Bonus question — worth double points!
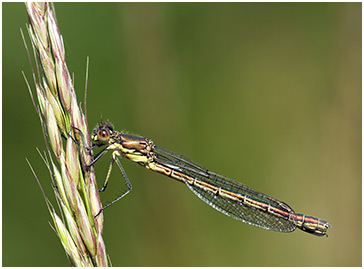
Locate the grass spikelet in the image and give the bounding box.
[24,2,107,266]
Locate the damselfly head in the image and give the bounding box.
[91,121,114,145]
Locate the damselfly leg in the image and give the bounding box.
[70,126,132,217]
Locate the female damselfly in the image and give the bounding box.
[74,121,331,237]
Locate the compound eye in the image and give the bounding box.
[104,121,114,132]
[97,128,110,142]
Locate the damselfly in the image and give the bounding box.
[74,121,331,237]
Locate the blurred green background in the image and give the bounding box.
[3,2,361,266]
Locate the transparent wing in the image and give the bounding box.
[154,146,297,232]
